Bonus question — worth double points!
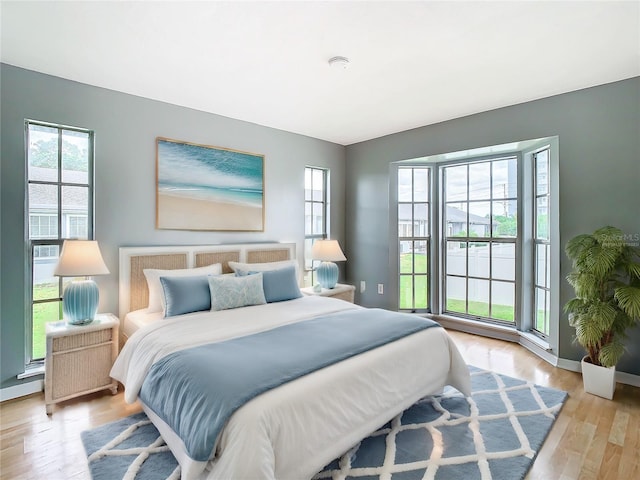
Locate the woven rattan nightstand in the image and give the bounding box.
[300,283,355,303]
[45,313,119,414]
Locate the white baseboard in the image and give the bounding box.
[616,370,640,388]
[556,357,581,373]
[0,379,44,402]
[440,317,640,388]
[557,358,640,387]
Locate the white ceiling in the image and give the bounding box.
[1,1,639,145]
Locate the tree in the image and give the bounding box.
[493,215,517,237]
[30,139,88,171]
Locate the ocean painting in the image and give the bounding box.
[156,138,264,231]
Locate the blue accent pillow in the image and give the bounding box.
[236,266,302,303]
[208,273,266,311]
[160,275,211,318]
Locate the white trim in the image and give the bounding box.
[439,316,640,387]
[518,331,550,351]
[0,379,44,402]
[556,357,581,373]
[432,314,520,343]
[557,358,640,387]
[518,334,558,367]
[616,370,640,388]
[16,364,44,379]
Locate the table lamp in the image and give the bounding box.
[53,240,110,325]
[311,239,346,289]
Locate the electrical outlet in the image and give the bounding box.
[360,281,366,293]
[377,283,384,295]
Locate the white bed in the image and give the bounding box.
[112,243,471,480]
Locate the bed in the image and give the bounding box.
[111,242,471,480]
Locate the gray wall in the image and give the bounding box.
[345,77,640,375]
[2,63,639,388]
[1,64,346,389]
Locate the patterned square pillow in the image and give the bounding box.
[208,273,266,311]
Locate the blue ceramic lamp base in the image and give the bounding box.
[63,279,99,326]
[316,261,339,289]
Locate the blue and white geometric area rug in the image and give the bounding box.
[81,366,567,480]
[314,366,567,480]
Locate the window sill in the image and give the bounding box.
[429,314,520,343]
[430,314,558,367]
[17,364,44,380]
[519,331,551,351]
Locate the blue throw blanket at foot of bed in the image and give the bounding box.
[139,308,440,461]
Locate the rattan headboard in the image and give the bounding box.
[119,243,296,321]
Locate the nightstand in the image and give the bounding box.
[45,313,119,414]
[301,283,356,303]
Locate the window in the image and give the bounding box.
[26,121,94,362]
[533,148,551,336]
[398,167,431,312]
[443,157,517,323]
[304,167,328,286]
[29,214,58,238]
[393,138,558,345]
[66,214,88,238]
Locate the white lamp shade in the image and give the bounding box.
[311,240,346,262]
[53,240,110,277]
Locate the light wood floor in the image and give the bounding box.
[1,330,638,480]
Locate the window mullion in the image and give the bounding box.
[57,128,63,241]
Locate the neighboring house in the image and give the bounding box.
[28,166,88,245]
[398,206,496,255]
[444,206,495,237]
[29,166,88,282]
[398,205,495,247]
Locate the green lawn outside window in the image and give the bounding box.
[399,253,522,323]
[32,283,61,359]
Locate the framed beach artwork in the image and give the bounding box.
[156,137,264,231]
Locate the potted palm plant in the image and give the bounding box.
[564,226,640,399]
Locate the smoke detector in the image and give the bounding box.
[328,56,350,69]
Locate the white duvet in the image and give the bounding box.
[111,296,471,480]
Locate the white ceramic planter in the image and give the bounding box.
[581,356,616,399]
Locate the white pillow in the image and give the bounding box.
[228,259,300,282]
[144,263,222,313]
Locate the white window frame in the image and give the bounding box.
[390,137,559,362]
[25,120,95,364]
[532,147,552,337]
[304,166,329,286]
[441,156,519,325]
[397,166,432,313]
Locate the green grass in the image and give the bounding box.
[400,253,516,322]
[446,298,514,322]
[400,253,428,309]
[32,283,62,359]
[535,311,549,335]
[400,252,427,274]
[400,275,428,309]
